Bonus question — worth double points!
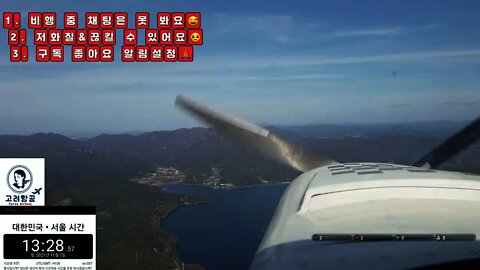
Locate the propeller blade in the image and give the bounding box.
[175,95,337,172]
[413,117,480,168]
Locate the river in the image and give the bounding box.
[161,183,288,270]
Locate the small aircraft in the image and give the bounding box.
[175,95,480,269]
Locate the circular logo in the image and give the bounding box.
[7,165,33,194]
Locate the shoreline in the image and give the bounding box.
[155,181,288,230]
[159,195,208,220]
[134,178,290,190]
[133,179,289,224]
[131,178,288,269]
[146,185,207,270]
[154,179,289,270]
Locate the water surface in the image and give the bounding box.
[161,184,288,270]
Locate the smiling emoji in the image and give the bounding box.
[188,16,198,26]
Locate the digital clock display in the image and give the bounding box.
[4,234,93,259]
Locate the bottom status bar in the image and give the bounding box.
[312,234,477,242]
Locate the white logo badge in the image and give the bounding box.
[1,158,45,206]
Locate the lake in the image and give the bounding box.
[161,184,288,270]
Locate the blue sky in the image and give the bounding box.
[0,0,479,135]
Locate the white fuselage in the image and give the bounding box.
[250,163,480,269]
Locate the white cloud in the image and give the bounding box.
[243,74,343,81]
[190,48,480,70]
[209,14,319,44]
[332,26,406,37]
[330,23,444,38]
[1,48,480,93]
[278,48,480,66]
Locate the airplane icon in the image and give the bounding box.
[32,188,42,195]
